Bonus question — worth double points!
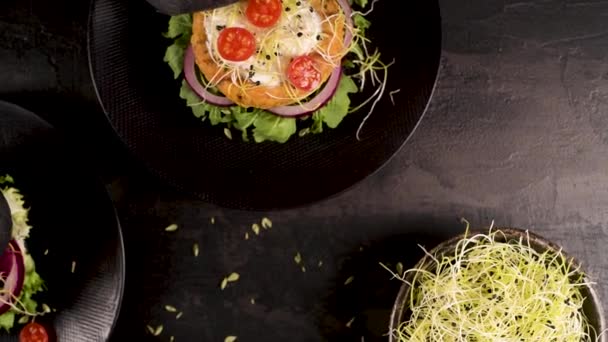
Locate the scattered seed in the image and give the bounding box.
[251,223,261,235]
[224,128,233,140]
[153,324,164,336]
[227,272,240,282]
[250,298,256,305]
[261,217,272,229]
[359,246,364,252]
[18,316,29,324]
[294,252,302,265]
[245,232,249,240]
[193,243,200,257]
[225,336,237,342]
[346,317,355,328]
[170,336,175,342]
[396,262,404,276]
[43,249,49,256]
[146,325,155,334]
[301,266,306,273]
[165,224,178,232]
[176,312,183,320]
[165,305,177,313]
[318,260,323,267]
[344,276,354,285]
[210,217,215,224]
[220,278,228,290]
[41,304,51,313]
[71,261,76,273]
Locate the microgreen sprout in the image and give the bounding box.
[387,228,597,342]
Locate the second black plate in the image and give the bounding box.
[88,0,442,209]
[0,101,124,341]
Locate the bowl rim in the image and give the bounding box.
[388,227,607,342]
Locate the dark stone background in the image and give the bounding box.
[2,0,608,341]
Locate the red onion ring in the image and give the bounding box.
[184,45,235,107]
[0,240,25,315]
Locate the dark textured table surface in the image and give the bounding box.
[2,0,608,341]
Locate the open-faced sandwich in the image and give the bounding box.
[0,175,48,341]
[164,0,390,143]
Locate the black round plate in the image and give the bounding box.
[0,101,125,341]
[88,0,442,210]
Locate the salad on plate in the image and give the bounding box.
[0,175,48,341]
[164,0,391,143]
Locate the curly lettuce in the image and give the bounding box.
[163,0,373,143]
[0,176,45,332]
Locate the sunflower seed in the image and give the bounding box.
[294,252,302,265]
[153,325,163,336]
[165,224,178,232]
[220,278,228,290]
[165,305,177,313]
[193,243,200,257]
[18,316,29,324]
[261,217,272,229]
[251,223,260,235]
[224,128,233,140]
[346,317,355,328]
[344,276,354,285]
[225,336,237,342]
[227,272,240,282]
[176,312,183,319]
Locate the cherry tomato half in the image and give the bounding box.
[19,322,49,342]
[217,27,257,62]
[246,0,282,28]
[287,56,322,91]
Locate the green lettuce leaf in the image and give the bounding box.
[0,312,15,332]
[353,14,371,36]
[314,75,358,129]
[163,14,192,39]
[252,112,297,143]
[0,175,14,185]
[164,15,193,79]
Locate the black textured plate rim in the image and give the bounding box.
[101,186,126,340]
[86,0,443,211]
[0,100,127,341]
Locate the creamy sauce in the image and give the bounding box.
[204,0,322,87]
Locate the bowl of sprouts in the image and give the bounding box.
[387,226,606,342]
